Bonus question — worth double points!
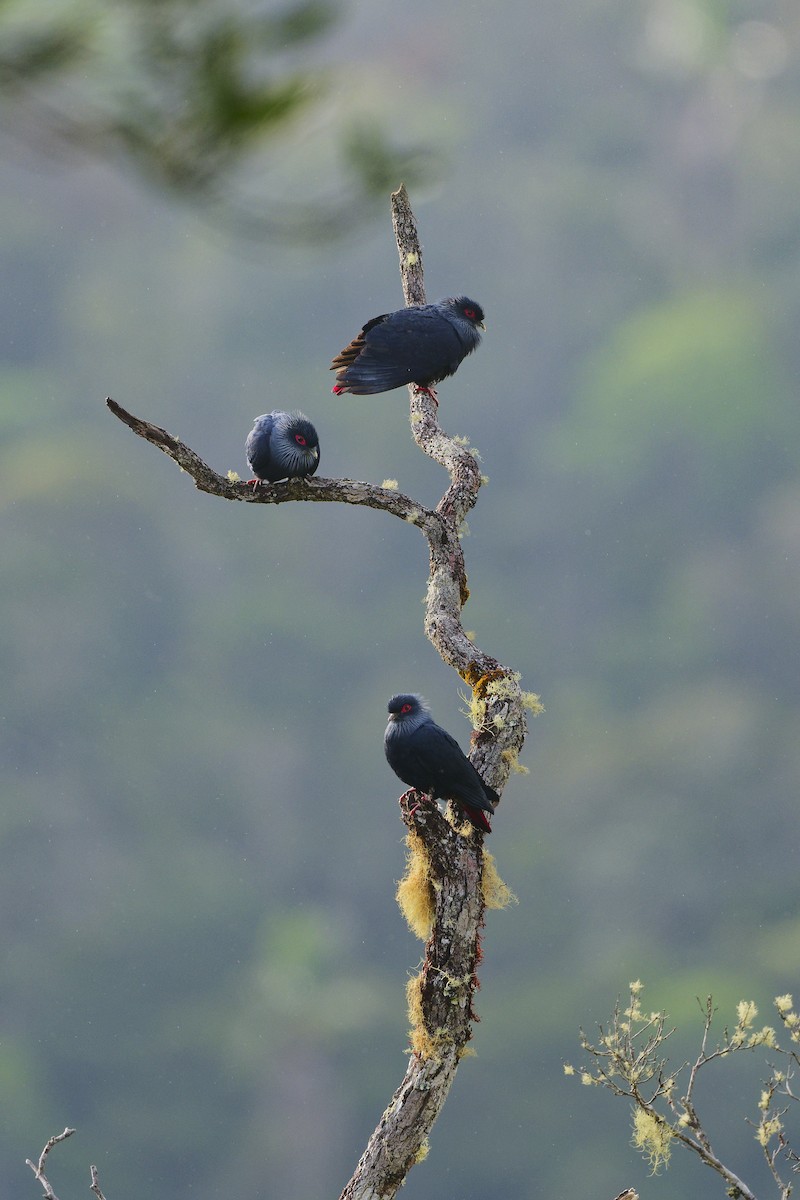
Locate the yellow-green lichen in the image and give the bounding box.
[405,973,451,1060]
[484,672,545,718]
[413,1138,430,1164]
[482,851,517,910]
[459,682,501,732]
[406,972,429,1057]
[501,746,530,775]
[396,831,435,941]
[632,1108,673,1174]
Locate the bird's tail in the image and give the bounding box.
[463,804,492,833]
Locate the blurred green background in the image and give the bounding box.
[2,0,799,1196]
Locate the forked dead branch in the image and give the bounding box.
[105,186,536,1198]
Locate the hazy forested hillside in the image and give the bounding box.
[3,1,800,1197]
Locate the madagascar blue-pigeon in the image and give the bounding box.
[331,297,485,398]
[245,411,320,488]
[384,693,497,833]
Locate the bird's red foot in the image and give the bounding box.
[246,478,263,491]
[414,385,438,407]
[332,384,346,395]
[399,790,430,818]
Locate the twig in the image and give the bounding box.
[26,1129,76,1200]
[105,398,442,519]
[391,183,427,308]
[25,1131,111,1200]
[89,1165,107,1200]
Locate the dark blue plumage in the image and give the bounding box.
[331,296,485,397]
[384,693,498,833]
[245,410,320,487]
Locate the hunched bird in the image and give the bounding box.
[245,411,320,488]
[384,693,497,833]
[331,297,485,399]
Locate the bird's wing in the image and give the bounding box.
[330,313,390,371]
[245,416,274,470]
[409,723,496,815]
[332,308,465,393]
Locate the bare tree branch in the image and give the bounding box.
[106,186,537,1199]
[26,1129,76,1200]
[89,1165,108,1200]
[25,1131,111,1200]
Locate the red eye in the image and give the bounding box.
[464,308,476,319]
[401,703,412,714]
[295,434,307,446]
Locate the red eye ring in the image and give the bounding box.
[401,703,412,714]
[464,308,476,319]
[295,434,307,446]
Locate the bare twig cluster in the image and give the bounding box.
[569,981,800,1199]
[26,1129,108,1200]
[26,1129,76,1200]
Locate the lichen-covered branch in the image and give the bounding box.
[106,188,540,1200]
[340,797,485,1199]
[106,396,440,523]
[570,982,800,1200]
[389,185,536,795]
[338,191,537,1200]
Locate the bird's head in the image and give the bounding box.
[443,296,486,332]
[277,411,320,470]
[386,693,430,727]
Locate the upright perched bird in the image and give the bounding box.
[384,693,498,833]
[245,410,320,488]
[331,296,485,397]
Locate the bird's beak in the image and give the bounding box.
[479,320,486,332]
[312,447,320,461]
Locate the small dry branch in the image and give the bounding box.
[26,1129,76,1200]
[89,1165,108,1200]
[26,1131,109,1200]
